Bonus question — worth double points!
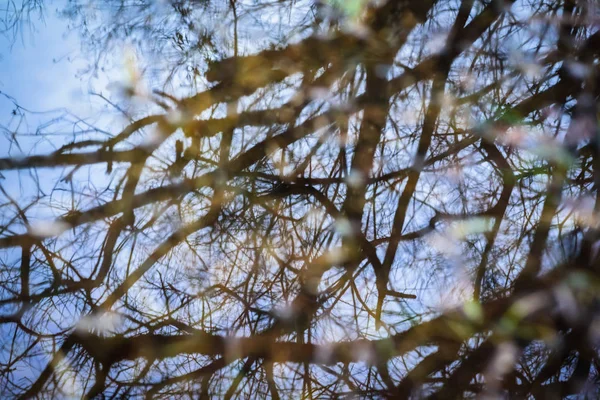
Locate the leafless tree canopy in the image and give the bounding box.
[2,0,600,398]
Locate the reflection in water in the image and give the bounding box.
[2,0,600,398]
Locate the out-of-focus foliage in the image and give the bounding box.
[2,0,600,398]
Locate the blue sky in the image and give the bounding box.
[0,2,131,162]
[0,4,90,117]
